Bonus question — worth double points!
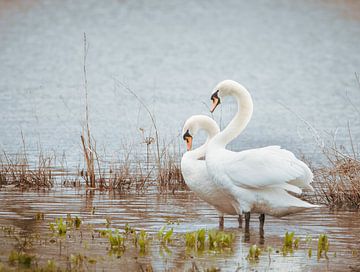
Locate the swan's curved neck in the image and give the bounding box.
[186,120,219,159]
[187,139,209,159]
[214,86,253,147]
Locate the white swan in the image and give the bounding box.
[206,80,318,231]
[181,115,242,228]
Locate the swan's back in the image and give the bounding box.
[214,146,314,192]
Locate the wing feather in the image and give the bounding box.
[222,146,312,190]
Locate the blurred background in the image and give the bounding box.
[0,0,359,165]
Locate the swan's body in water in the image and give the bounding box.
[206,80,318,232]
[181,115,242,228]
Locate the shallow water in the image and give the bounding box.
[0,0,360,165]
[0,188,359,271]
[1,1,360,271]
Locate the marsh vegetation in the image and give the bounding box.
[1,1,360,270]
[0,191,359,271]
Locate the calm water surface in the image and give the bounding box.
[0,0,360,165]
[0,189,359,271]
[1,1,360,271]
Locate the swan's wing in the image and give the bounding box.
[223,146,313,190]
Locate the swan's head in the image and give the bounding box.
[210,79,242,112]
[182,115,220,151]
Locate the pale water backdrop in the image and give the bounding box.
[0,0,360,165]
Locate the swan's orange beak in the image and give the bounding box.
[210,97,220,113]
[184,136,193,151]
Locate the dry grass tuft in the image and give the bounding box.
[0,152,53,189]
[313,149,360,209]
[104,154,152,193]
[158,151,186,192]
[292,74,360,210]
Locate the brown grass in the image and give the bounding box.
[101,151,153,193]
[0,151,53,189]
[313,147,360,209]
[81,33,96,188]
[0,34,188,192]
[158,147,187,192]
[312,74,360,209]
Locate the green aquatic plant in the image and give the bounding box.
[8,250,35,268]
[57,218,67,235]
[157,226,165,239]
[35,212,45,220]
[306,234,312,258]
[294,237,300,249]
[138,230,149,253]
[107,229,125,251]
[208,229,235,250]
[49,215,81,235]
[124,223,135,235]
[197,228,206,247]
[282,231,300,255]
[185,231,196,248]
[98,229,108,237]
[317,234,329,259]
[66,214,82,229]
[284,231,295,247]
[41,260,57,272]
[247,244,261,262]
[185,228,206,250]
[158,226,173,244]
[50,218,67,235]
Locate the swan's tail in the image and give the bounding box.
[252,188,321,217]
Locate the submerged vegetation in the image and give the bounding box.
[49,214,82,236]
[184,228,235,252]
[246,244,261,262]
[281,231,300,256]
[317,234,330,260]
[0,209,355,272]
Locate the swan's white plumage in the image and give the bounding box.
[216,146,312,190]
[181,115,238,216]
[206,80,318,216]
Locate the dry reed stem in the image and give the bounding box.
[0,151,53,189]
[81,33,96,188]
[313,149,360,209]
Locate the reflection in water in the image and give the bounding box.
[0,189,359,270]
[0,0,360,270]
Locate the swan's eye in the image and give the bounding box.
[210,90,220,101]
[182,129,192,141]
[210,90,221,112]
